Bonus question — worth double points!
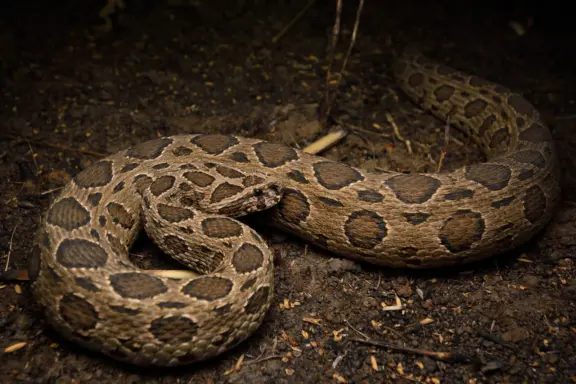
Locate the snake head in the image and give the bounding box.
[209,178,283,218]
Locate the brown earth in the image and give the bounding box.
[0,1,575,383]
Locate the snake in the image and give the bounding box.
[29,48,561,366]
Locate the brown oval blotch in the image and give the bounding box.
[507,94,536,116]
[522,185,547,224]
[241,277,257,292]
[157,204,194,222]
[157,301,187,309]
[478,115,496,137]
[490,128,510,149]
[59,294,98,331]
[253,142,298,168]
[313,161,364,190]
[173,146,193,156]
[318,197,344,207]
[245,286,271,315]
[386,174,441,204]
[149,175,176,196]
[232,243,265,273]
[230,151,249,163]
[210,182,244,203]
[216,165,244,178]
[491,196,516,209]
[184,171,215,187]
[109,272,168,299]
[75,277,100,292]
[150,316,198,343]
[464,99,488,118]
[201,217,243,238]
[120,163,139,173]
[133,174,153,194]
[127,137,173,159]
[519,123,553,144]
[443,189,474,201]
[56,238,108,268]
[87,192,103,207]
[518,169,535,181]
[403,212,431,225]
[286,170,309,184]
[47,197,91,231]
[182,276,233,301]
[107,202,135,229]
[434,84,455,102]
[152,162,170,170]
[276,188,310,224]
[510,149,546,168]
[191,134,239,155]
[74,161,114,188]
[344,210,387,249]
[408,72,424,87]
[439,210,485,253]
[465,163,511,191]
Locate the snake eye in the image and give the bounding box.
[253,189,263,196]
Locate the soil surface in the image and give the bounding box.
[1,1,575,383]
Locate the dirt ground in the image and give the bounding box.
[1,1,575,383]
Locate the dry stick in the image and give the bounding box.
[345,319,370,340]
[338,0,364,79]
[385,112,412,154]
[33,141,106,157]
[1,134,106,157]
[4,225,18,272]
[349,337,473,363]
[272,0,317,44]
[320,0,365,128]
[0,224,29,282]
[319,0,343,128]
[302,128,348,155]
[26,140,39,172]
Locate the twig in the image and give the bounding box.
[26,140,39,173]
[302,128,348,155]
[345,319,370,340]
[335,118,392,140]
[33,141,106,157]
[246,354,283,365]
[1,134,106,157]
[319,0,343,128]
[349,337,473,363]
[39,187,63,196]
[320,0,364,129]
[272,0,317,44]
[385,112,412,154]
[4,225,18,272]
[338,0,364,79]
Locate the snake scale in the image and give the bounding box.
[30,49,561,366]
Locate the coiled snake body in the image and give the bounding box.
[31,50,561,366]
